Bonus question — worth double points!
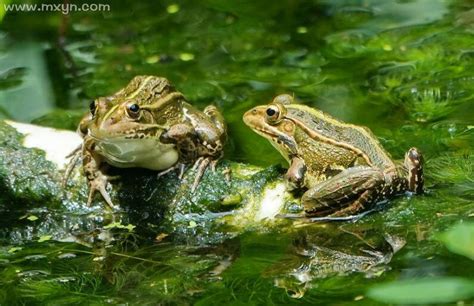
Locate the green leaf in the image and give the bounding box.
[38,235,52,242]
[7,247,22,253]
[437,223,474,260]
[0,0,10,22]
[27,215,38,221]
[103,222,136,232]
[367,277,474,304]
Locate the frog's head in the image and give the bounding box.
[243,94,298,158]
[85,75,182,141]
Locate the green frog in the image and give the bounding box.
[243,94,423,218]
[64,75,227,208]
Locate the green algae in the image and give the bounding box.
[0,121,62,209]
[1,0,474,304]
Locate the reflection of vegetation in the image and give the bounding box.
[1,0,474,304]
[368,223,474,304]
[0,67,27,90]
[0,240,231,305]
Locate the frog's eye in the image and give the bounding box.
[89,100,97,116]
[265,105,282,124]
[126,103,141,118]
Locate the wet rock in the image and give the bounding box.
[0,120,295,244]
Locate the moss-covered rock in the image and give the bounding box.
[0,120,297,244]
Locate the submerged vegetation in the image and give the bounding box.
[0,0,473,304]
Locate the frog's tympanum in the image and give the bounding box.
[243,94,423,217]
[65,76,227,208]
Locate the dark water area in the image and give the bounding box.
[0,0,473,304]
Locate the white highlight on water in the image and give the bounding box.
[256,182,286,220]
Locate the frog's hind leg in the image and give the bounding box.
[202,105,229,183]
[203,105,226,136]
[302,166,386,217]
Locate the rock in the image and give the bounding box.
[0,120,297,244]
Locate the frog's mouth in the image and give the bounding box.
[243,108,298,158]
[89,124,164,141]
[246,123,298,158]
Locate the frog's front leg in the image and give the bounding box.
[302,166,387,217]
[160,123,198,159]
[285,156,307,191]
[162,106,227,190]
[82,137,116,209]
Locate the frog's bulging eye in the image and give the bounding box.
[266,108,276,116]
[129,104,140,113]
[265,105,282,124]
[126,103,141,118]
[89,100,97,115]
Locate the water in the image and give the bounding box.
[1,0,473,304]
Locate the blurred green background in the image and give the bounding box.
[0,0,473,305]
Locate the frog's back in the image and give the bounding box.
[287,104,394,169]
[113,75,175,104]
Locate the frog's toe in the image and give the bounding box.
[87,175,116,209]
[404,147,424,194]
[62,149,82,188]
[222,166,232,182]
[157,165,178,178]
[191,157,211,191]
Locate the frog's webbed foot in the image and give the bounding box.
[302,166,386,217]
[87,171,116,210]
[190,152,229,191]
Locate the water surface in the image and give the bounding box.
[0,0,473,304]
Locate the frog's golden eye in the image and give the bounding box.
[89,100,97,116]
[126,103,141,118]
[265,105,282,125]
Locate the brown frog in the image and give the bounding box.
[64,76,227,208]
[243,94,423,218]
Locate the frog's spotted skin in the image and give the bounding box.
[243,94,423,218]
[64,76,227,208]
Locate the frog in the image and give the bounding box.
[64,75,227,208]
[243,94,423,218]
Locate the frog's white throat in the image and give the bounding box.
[95,137,179,171]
